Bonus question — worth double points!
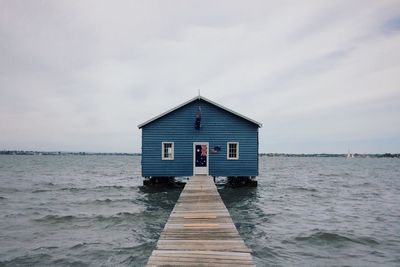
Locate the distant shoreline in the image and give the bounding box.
[0,150,398,158]
[0,151,139,156]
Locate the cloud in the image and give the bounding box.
[0,0,399,153]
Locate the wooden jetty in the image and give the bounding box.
[146,175,255,266]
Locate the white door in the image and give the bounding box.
[193,142,209,175]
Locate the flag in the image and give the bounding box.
[201,145,207,156]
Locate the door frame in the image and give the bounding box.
[193,142,209,176]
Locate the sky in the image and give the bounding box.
[1,0,400,153]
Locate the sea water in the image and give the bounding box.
[0,155,399,266]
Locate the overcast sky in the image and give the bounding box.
[1,1,400,153]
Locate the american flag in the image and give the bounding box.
[201,145,207,156]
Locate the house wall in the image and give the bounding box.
[141,99,259,177]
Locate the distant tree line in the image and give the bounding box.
[1,150,398,158]
[0,150,140,156]
[259,153,400,158]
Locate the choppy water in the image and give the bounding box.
[0,155,399,266]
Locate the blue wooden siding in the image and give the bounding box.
[141,99,259,177]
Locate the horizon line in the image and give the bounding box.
[1,150,399,155]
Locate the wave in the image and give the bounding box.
[89,212,141,228]
[94,198,112,203]
[94,185,130,190]
[34,215,78,223]
[0,253,52,266]
[33,212,140,225]
[61,185,132,191]
[2,253,88,266]
[319,173,340,177]
[358,182,374,187]
[69,242,139,251]
[5,213,25,218]
[0,187,19,193]
[32,187,86,193]
[69,242,101,250]
[32,189,51,193]
[93,198,133,204]
[31,185,136,194]
[295,230,380,246]
[59,187,86,192]
[33,246,58,251]
[288,186,318,192]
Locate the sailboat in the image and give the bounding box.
[347,150,354,159]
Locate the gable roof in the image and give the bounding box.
[138,95,262,129]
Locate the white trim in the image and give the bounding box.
[162,142,174,160]
[193,142,209,175]
[227,142,239,160]
[138,95,262,128]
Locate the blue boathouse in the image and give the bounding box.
[138,95,262,184]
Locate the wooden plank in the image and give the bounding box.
[156,240,251,252]
[184,215,217,219]
[183,223,219,228]
[146,175,255,266]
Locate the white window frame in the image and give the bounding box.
[227,142,239,160]
[162,142,174,160]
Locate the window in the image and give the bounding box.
[162,142,174,160]
[227,142,239,160]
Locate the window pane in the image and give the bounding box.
[228,143,238,159]
[163,143,173,159]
